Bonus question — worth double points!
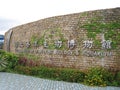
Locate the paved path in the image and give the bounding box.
[0,72,120,90]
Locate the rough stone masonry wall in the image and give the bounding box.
[4,8,120,72]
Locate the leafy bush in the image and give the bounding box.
[5,53,18,69]
[114,71,120,86]
[14,65,32,75]
[84,67,114,86]
[0,55,8,71]
[14,65,86,83]
[58,69,85,82]
[8,63,120,87]
[0,50,19,70]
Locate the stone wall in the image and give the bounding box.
[4,8,120,71]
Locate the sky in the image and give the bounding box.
[0,0,120,35]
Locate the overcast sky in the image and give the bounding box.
[0,0,120,35]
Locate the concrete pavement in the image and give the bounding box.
[0,72,120,90]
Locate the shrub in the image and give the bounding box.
[84,67,114,86]
[116,71,120,81]
[106,71,120,87]
[38,67,57,79]
[14,65,86,83]
[5,53,19,69]
[0,56,8,71]
[0,50,18,70]
[9,64,120,87]
[114,71,120,86]
[14,65,32,75]
[58,69,85,82]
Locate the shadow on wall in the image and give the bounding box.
[0,35,4,49]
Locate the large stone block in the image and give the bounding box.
[4,8,120,71]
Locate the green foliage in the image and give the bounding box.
[81,17,120,49]
[94,40,101,48]
[4,52,19,69]
[58,69,85,82]
[14,65,85,83]
[0,50,19,70]
[87,32,96,39]
[31,35,45,46]
[48,43,56,49]
[0,55,8,71]
[30,27,67,50]
[116,72,120,81]
[84,67,114,86]
[114,71,120,86]
[37,67,57,79]
[14,65,32,75]
[30,35,38,44]
[45,28,66,50]
[107,22,120,29]
[106,71,120,87]
[38,36,44,45]
[49,34,53,38]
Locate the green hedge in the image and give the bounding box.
[14,65,85,83]
[13,65,120,86]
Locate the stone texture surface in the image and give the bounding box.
[0,72,120,90]
[4,8,120,71]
